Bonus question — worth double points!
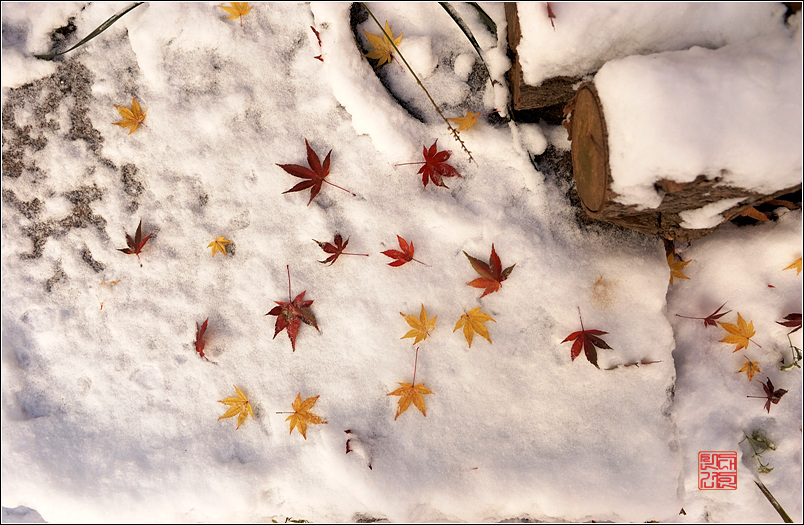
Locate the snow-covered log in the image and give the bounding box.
[568,32,802,240]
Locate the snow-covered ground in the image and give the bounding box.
[1,2,801,522]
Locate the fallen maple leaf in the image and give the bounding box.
[464,244,515,297]
[741,206,771,221]
[195,318,210,361]
[561,307,612,368]
[397,140,463,189]
[454,307,496,348]
[777,313,802,333]
[218,2,252,26]
[208,236,232,257]
[389,382,433,420]
[747,377,787,413]
[448,111,481,132]
[400,304,437,345]
[363,20,402,67]
[345,429,373,470]
[388,347,432,420]
[118,218,153,267]
[675,302,731,328]
[266,266,319,351]
[112,97,146,135]
[546,2,556,30]
[667,254,691,285]
[737,356,760,381]
[277,139,354,205]
[313,234,368,265]
[285,393,326,439]
[783,257,802,275]
[382,235,426,266]
[218,385,254,430]
[311,26,323,61]
[719,312,761,352]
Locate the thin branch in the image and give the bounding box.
[361,3,475,163]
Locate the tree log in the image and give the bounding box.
[569,83,801,241]
[505,3,578,121]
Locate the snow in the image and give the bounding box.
[1,2,801,523]
[679,198,745,230]
[595,25,803,209]
[516,2,790,87]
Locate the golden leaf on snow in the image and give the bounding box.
[363,20,402,67]
[454,307,495,348]
[218,385,254,430]
[112,97,146,135]
[388,382,433,420]
[400,304,436,345]
[208,236,232,257]
[448,110,481,132]
[667,254,691,285]
[286,393,326,439]
[719,312,759,352]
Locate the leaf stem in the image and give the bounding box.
[578,306,584,332]
[411,258,429,267]
[674,314,705,321]
[323,179,357,196]
[286,265,292,302]
[394,162,427,167]
[343,252,370,257]
[412,346,420,384]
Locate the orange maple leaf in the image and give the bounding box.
[286,393,326,439]
[719,312,761,352]
[783,257,802,275]
[112,97,146,134]
[388,382,433,420]
[667,254,691,285]
[737,357,760,381]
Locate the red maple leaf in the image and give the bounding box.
[675,302,732,328]
[382,235,426,267]
[266,266,319,351]
[397,140,462,188]
[313,234,368,265]
[777,313,802,333]
[277,139,354,205]
[561,308,612,369]
[546,2,556,30]
[311,26,323,61]
[118,218,153,267]
[747,377,788,413]
[464,244,515,297]
[195,318,210,361]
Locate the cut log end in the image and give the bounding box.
[570,84,609,214]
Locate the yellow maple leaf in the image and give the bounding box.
[400,304,436,345]
[388,382,433,420]
[719,312,759,352]
[218,2,252,25]
[737,357,760,381]
[208,236,232,257]
[783,257,802,275]
[448,110,481,132]
[667,254,691,285]
[454,307,496,348]
[218,385,254,430]
[112,97,146,135]
[363,20,402,67]
[286,393,327,439]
